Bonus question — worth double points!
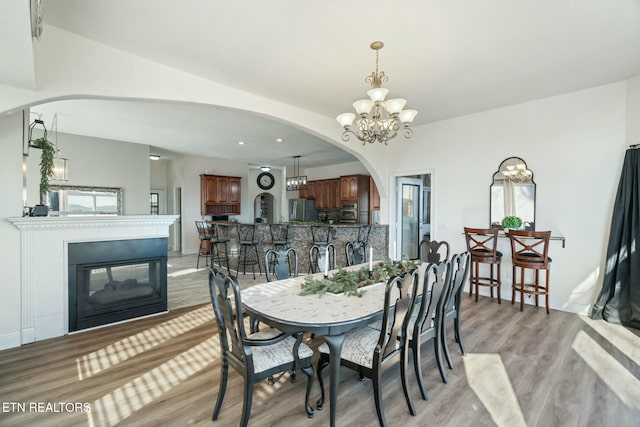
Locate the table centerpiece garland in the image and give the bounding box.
[299,258,418,297]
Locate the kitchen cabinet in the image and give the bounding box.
[303,179,341,210]
[201,174,241,215]
[332,179,341,210]
[340,175,358,202]
[340,175,370,224]
[340,175,369,204]
[370,176,380,211]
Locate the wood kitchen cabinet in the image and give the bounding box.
[340,175,358,202]
[331,179,341,210]
[340,175,370,203]
[302,179,341,210]
[370,176,380,211]
[200,174,241,215]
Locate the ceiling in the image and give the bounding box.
[29,0,640,167]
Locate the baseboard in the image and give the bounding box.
[0,331,21,351]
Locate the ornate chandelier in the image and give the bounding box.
[336,41,417,145]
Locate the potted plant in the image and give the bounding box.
[501,216,523,230]
[30,137,55,207]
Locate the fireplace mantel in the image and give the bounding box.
[7,215,179,344]
[9,215,179,230]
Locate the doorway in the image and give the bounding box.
[394,173,432,260]
[254,192,276,224]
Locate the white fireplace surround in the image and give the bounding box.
[8,215,179,344]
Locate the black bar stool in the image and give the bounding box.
[236,223,262,279]
[211,223,231,275]
[195,220,213,269]
[270,224,290,251]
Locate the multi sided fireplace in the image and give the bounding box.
[68,238,168,332]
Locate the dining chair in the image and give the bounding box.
[509,230,552,314]
[419,239,450,264]
[440,252,471,370]
[464,227,502,303]
[407,260,450,399]
[208,268,314,427]
[309,243,336,274]
[317,268,420,426]
[345,240,366,266]
[265,248,298,282]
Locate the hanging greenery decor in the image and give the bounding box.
[30,137,55,203]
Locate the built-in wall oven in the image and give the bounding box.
[340,203,357,224]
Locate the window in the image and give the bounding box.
[150,192,159,215]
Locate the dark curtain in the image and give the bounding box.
[590,147,640,329]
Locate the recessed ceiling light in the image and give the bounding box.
[276,138,284,142]
[260,166,271,171]
[149,155,161,160]
[238,141,245,145]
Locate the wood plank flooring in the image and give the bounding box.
[0,253,639,426]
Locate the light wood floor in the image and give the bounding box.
[1,254,639,426]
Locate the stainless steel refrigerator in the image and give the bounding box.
[288,199,318,222]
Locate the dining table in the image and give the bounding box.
[241,267,388,427]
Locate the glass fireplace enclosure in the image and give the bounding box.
[68,238,168,332]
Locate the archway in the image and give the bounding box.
[254,192,276,224]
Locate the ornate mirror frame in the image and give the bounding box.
[490,157,536,230]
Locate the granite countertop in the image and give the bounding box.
[210,221,386,227]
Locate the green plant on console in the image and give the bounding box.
[30,137,55,204]
[501,216,523,230]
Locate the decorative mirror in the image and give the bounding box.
[490,157,535,230]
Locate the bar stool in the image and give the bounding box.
[195,221,213,269]
[236,223,262,279]
[509,230,552,314]
[464,227,502,303]
[357,225,372,247]
[211,223,231,275]
[270,224,290,251]
[311,225,330,245]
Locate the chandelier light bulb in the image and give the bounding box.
[399,109,418,124]
[336,112,356,128]
[367,88,389,102]
[353,99,374,116]
[385,99,407,114]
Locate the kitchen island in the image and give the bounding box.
[210,222,389,274]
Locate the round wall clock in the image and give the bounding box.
[257,172,275,190]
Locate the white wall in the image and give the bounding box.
[627,73,640,143]
[247,167,285,223]
[26,132,151,214]
[0,112,26,349]
[150,159,169,188]
[369,82,627,315]
[304,161,369,180]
